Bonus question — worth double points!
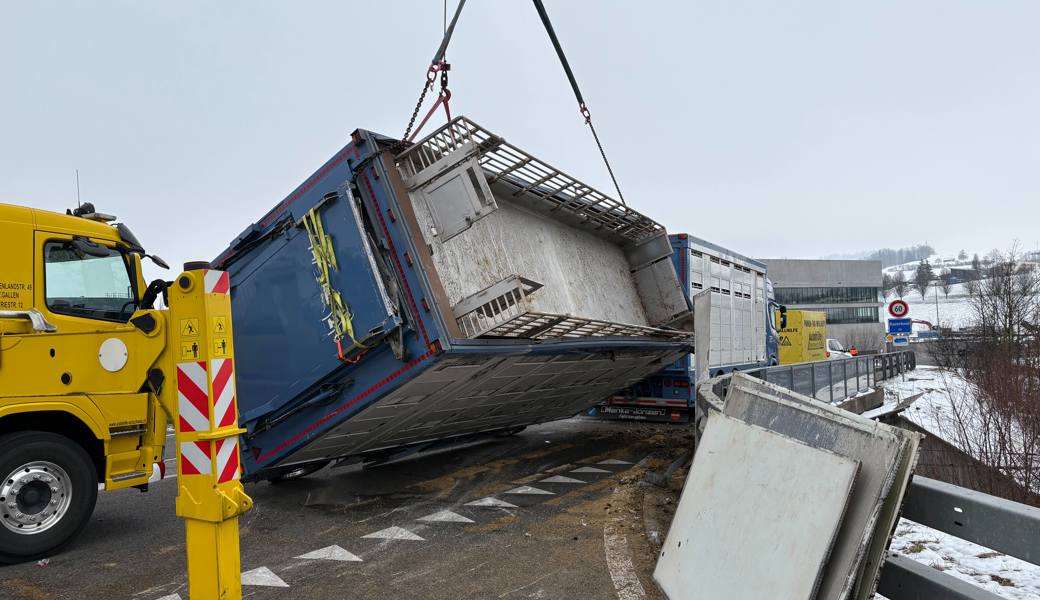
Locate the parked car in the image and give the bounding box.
[826,338,853,359]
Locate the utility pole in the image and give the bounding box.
[934,278,940,326]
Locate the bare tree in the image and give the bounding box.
[938,268,954,298]
[914,260,934,299]
[892,271,908,299]
[930,245,1040,503]
[882,273,894,299]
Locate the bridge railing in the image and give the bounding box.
[746,350,915,405]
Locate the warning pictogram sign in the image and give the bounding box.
[180,341,201,360]
[180,318,200,338]
[211,316,227,335]
[212,337,228,358]
[779,336,792,347]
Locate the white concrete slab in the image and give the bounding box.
[571,466,610,474]
[655,412,858,600]
[597,459,632,465]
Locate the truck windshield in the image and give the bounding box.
[44,241,136,322]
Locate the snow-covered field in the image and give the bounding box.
[886,280,974,330]
[876,367,1040,598]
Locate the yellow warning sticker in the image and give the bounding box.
[180,341,202,360]
[779,336,792,347]
[180,318,200,338]
[885,334,895,342]
[211,316,228,336]
[212,337,228,358]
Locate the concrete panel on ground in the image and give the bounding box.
[720,374,921,600]
[655,412,859,600]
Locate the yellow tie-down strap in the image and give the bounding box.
[302,207,365,357]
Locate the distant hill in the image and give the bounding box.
[822,244,935,268]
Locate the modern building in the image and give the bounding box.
[760,259,885,351]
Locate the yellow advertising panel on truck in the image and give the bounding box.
[776,309,827,364]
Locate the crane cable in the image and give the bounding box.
[531,0,627,205]
[401,0,468,145]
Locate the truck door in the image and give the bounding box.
[31,232,161,488]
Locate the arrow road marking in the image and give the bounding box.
[241,566,289,588]
[362,526,425,541]
[465,497,518,508]
[417,510,475,523]
[541,475,586,484]
[296,545,363,562]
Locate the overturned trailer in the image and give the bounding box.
[212,117,694,479]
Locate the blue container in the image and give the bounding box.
[213,118,693,479]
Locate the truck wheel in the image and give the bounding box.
[0,432,98,564]
[266,460,330,484]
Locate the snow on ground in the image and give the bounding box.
[887,280,975,330]
[876,367,1040,598]
[881,366,973,441]
[885,519,1040,599]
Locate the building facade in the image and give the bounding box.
[760,259,885,351]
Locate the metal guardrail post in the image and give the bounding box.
[829,362,835,403]
[810,362,817,400]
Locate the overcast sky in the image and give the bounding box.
[3,1,1038,277]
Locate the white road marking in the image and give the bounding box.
[362,526,425,541]
[504,485,553,495]
[465,497,518,508]
[571,466,611,474]
[296,545,363,562]
[541,475,585,484]
[603,522,647,600]
[417,510,475,523]
[241,566,289,588]
[598,459,632,465]
[154,595,181,600]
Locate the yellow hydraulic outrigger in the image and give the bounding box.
[164,266,252,599]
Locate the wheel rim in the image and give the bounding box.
[1,461,73,535]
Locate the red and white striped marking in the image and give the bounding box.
[204,270,230,294]
[177,361,210,433]
[215,438,240,483]
[210,358,237,428]
[180,440,213,476]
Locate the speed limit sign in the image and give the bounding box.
[889,299,909,318]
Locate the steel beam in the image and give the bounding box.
[878,554,1004,600]
[902,476,1040,564]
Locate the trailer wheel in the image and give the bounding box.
[265,460,330,484]
[0,432,98,564]
[494,426,527,437]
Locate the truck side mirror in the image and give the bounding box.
[777,306,788,330]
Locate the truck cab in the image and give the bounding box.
[0,203,171,563]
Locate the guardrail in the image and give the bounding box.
[878,477,1040,599]
[747,350,915,405]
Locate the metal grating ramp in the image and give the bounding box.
[395,116,662,244]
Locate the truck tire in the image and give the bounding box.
[265,460,330,484]
[0,432,98,564]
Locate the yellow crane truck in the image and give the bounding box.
[0,202,250,597]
